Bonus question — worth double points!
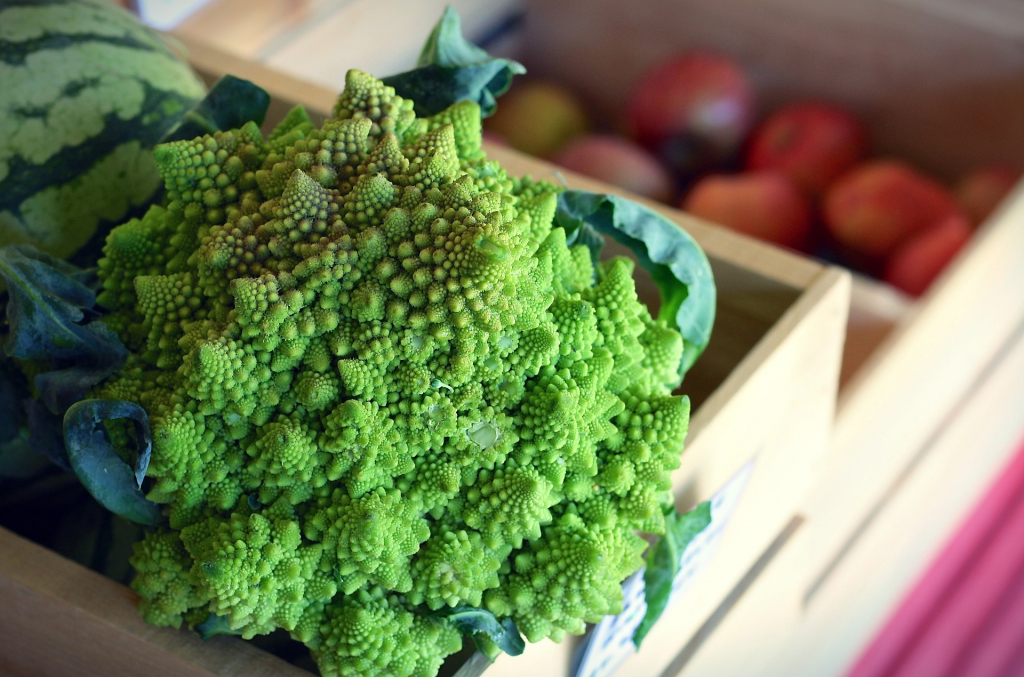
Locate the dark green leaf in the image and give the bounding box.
[431,606,525,657]
[34,340,127,414]
[162,75,271,143]
[194,613,242,640]
[496,617,523,656]
[554,191,716,379]
[63,399,162,525]
[633,501,712,648]
[2,245,103,358]
[0,245,128,413]
[382,7,525,117]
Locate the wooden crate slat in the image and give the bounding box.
[673,318,1024,677]
[846,440,1024,677]
[0,528,309,677]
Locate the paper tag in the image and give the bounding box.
[573,459,756,677]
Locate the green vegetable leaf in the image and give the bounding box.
[382,6,525,117]
[0,245,128,414]
[431,606,525,657]
[554,191,716,379]
[63,399,162,526]
[633,501,712,648]
[162,75,271,143]
[194,613,243,640]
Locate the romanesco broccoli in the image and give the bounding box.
[97,68,690,676]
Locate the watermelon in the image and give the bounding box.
[0,0,206,259]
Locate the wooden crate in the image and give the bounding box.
[676,294,1024,677]
[515,0,1024,674]
[0,41,850,677]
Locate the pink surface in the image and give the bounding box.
[846,439,1024,677]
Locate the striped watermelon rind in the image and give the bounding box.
[0,0,206,259]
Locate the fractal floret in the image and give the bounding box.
[96,69,690,677]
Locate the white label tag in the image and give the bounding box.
[573,459,756,677]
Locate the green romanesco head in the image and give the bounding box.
[107,69,690,677]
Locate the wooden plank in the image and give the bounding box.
[0,528,309,677]
[845,441,1024,677]
[759,323,1024,677]
[805,178,1024,592]
[670,317,1024,677]
[172,0,347,61]
[259,0,521,90]
[172,0,520,93]
[173,34,337,129]
[889,0,1024,40]
[840,276,911,389]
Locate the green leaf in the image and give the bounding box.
[633,501,712,648]
[382,6,525,117]
[162,75,271,143]
[63,399,162,526]
[554,191,716,379]
[430,606,525,657]
[0,245,128,414]
[194,613,243,640]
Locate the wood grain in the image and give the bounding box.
[671,317,1024,677]
[0,528,309,677]
[846,441,1024,677]
[172,0,521,91]
[809,177,1024,592]
[173,0,342,60]
[840,276,911,389]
